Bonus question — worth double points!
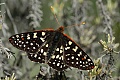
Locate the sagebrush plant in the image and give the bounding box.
[26,0,43,28]
[0,4,17,80]
[0,0,120,80]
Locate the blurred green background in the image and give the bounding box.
[0,0,120,80]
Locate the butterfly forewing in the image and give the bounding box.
[48,39,68,71]
[63,35,94,70]
[9,30,54,53]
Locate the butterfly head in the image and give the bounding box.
[57,26,64,32]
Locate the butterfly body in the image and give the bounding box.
[9,26,94,71]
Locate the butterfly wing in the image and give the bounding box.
[27,41,50,63]
[47,39,68,71]
[9,30,54,53]
[63,34,94,70]
[27,37,68,71]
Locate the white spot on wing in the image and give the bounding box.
[26,41,29,44]
[76,58,78,60]
[49,61,51,63]
[34,54,37,58]
[88,59,91,61]
[65,47,70,50]
[60,65,62,68]
[40,38,45,42]
[43,52,47,56]
[63,65,65,67]
[56,55,59,59]
[23,45,26,47]
[46,44,48,47]
[71,62,74,64]
[22,42,24,44]
[38,57,41,59]
[68,41,72,45]
[80,61,82,63]
[65,44,68,46]
[83,62,85,64]
[76,62,78,64]
[19,41,21,43]
[66,54,70,56]
[60,46,63,49]
[12,36,15,38]
[27,47,30,49]
[83,66,85,67]
[33,32,37,38]
[27,34,30,39]
[33,47,35,49]
[72,46,78,52]
[53,62,55,64]
[14,41,16,43]
[30,43,33,45]
[41,49,43,53]
[21,35,24,38]
[84,55,87,59]
[51,55,55,59]
[16,35,19,38]
[67,58,70,60]
[78,51,82,57]
[71,56,74,59]
[42,32,45,36]
[30,54,33,57]
[57,63,60,66]
[56,48,59,51]
[19,45,22,47]
[60,50,63,53]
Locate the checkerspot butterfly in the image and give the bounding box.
[9,26,94,71]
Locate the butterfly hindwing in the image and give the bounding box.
[48,39,69,71]
[27,42,50,63]
[63,35,94,70]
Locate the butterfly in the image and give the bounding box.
[9,26,94,71]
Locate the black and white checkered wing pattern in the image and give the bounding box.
[27,39,68,71]
[63,35,94,70]
[9,30,54,53]
[48,39,68,71]
[9,26,94,71]
[27,42,50,63]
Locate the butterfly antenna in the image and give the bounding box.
[51,6,61,26]
[66,22,86,28]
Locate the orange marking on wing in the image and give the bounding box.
[22,37,24,40]
[34,28,54,32]
[91,66,94,69]
[82,57,85,60]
